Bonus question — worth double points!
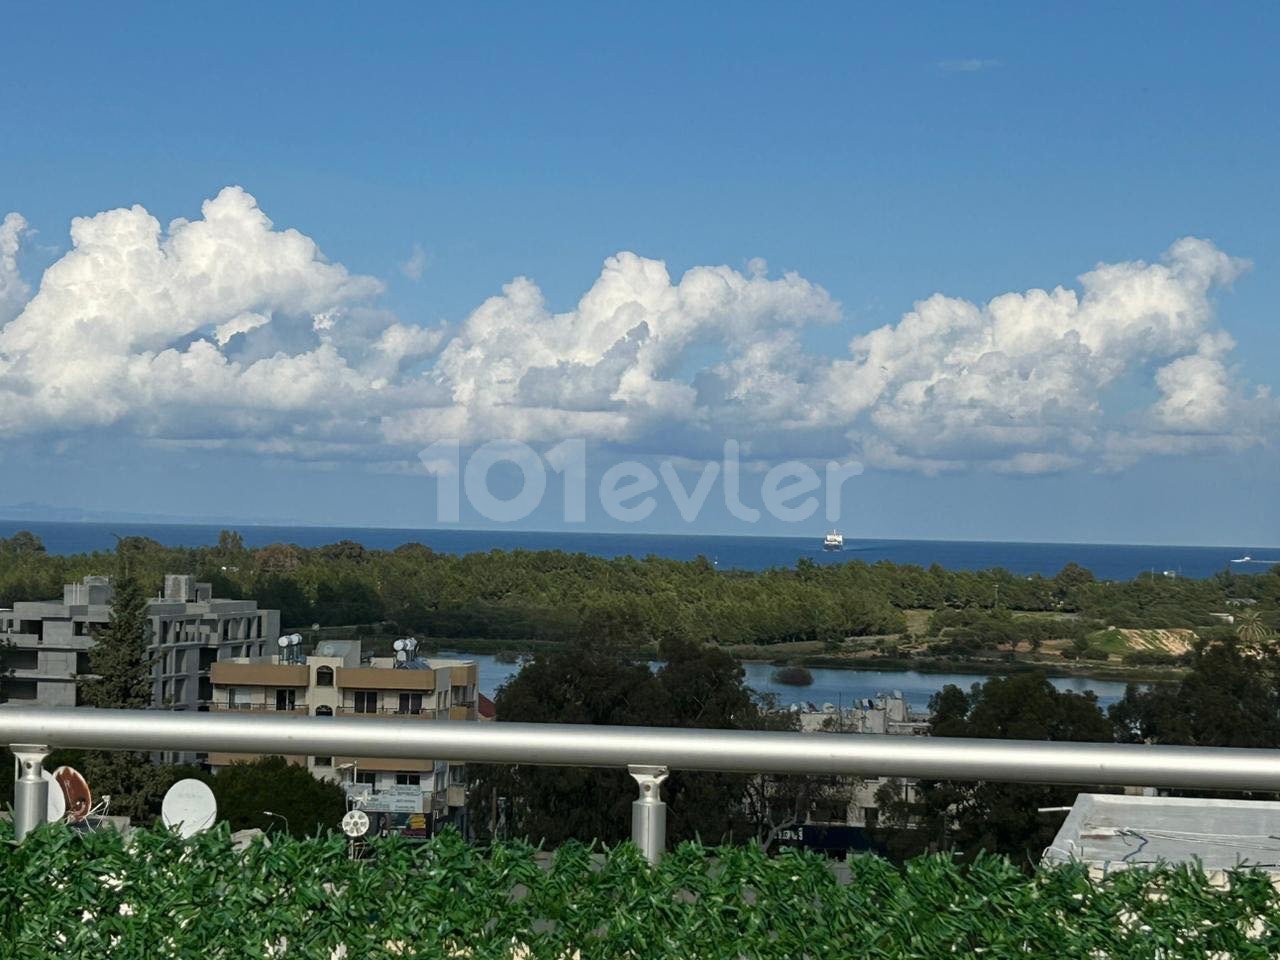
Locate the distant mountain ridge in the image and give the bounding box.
[0,502,316,528]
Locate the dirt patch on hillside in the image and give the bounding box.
[1113,628,1196,655]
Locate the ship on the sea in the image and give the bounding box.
[823,530,844,552]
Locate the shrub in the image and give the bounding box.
[2,824,1279,959]
[771,666,814,686]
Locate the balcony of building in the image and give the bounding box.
[334,666,436,691]
[210,701,310,716]
[334,706,441,719]
[210,661,309,687]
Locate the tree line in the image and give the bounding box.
[1,532,1276,651]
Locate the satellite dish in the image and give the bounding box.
[161,779,218,838]
[341,809,370,838]
[278,636,290,648]
[292,634,303,645]
[53,766,92,823]
[42,770,66,822]
[393,639,405,652]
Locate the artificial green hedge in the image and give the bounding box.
[3,822,1280,959]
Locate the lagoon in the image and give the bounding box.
[445,650,1134,712]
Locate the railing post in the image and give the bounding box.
[11,744,50,842]
[629,764,668,865]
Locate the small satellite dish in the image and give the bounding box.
[341,809,370,838]
[161,779,218,838]
[393,639,405,652]
[278,636,290,648]
[291,634,303,646]
[42,770,66,822]
[53,766,92,823]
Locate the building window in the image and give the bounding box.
[227,688,238,708]
[398,692,423,715]
[315,705,333,717]
[275,689,297,711]
[313,757,332,767]
[76,652,92,675]
[356,771,377,786]
[315,666,334,687]
[4,678,37,700]
[395,773,420,786]
[449,765,467,785]
[9,649,37,671]
[353,690,378,714]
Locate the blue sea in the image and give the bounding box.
[1,519,1276,580]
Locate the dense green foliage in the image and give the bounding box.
[1,530,1275,652]
[1111,638,1280,752]
[888,675,1115,867]
[471,637,799,847]
[3,824,1280,959]
[210,756,347,838]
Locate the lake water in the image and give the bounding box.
[3,519,1273,580]
[445,650,1134,712]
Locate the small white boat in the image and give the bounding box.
[1232,556,1252,563]
[822,530,844,552]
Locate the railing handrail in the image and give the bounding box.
[5,705,1280,791]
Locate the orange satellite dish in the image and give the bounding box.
[53,766,92,823]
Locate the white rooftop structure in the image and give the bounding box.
[1044,793,1280,876]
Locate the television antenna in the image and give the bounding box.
[161,779,218,838]
[341,809,370,838]
[53,766,92,823]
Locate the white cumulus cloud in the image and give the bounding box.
[0,187,1272,475]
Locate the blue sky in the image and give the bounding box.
[0,2,1277,544]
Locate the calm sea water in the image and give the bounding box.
[448,651,1134,711]
[2,519,1274,580]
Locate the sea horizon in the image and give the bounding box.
[3,517,1276,581]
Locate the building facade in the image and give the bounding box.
[0,574,281,711]
[208,640,480,833]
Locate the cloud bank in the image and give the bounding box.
[0,187,1272,473]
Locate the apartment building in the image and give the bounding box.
[0,574,280,711]
[208,639,480,833]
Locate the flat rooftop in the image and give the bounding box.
[1044,793,1280,872]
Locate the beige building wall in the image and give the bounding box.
[209,645,480,827]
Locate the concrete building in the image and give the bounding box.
[0,574,280,711]
[794,691,930,735]
[208,639,480,834]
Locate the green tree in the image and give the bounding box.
[1111,638,1280,750]
[469,639,658,845]
[212,756,347,837]
[470,636,803,847]
[80,559,166,822]
[0,530,46,556]
[82,574,152,710]
[911,674,1112,868]
[1235,608,1271,648]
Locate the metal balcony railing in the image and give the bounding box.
[212,702,308,714]
[335,706,439,719]
[6,706,1280,861]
